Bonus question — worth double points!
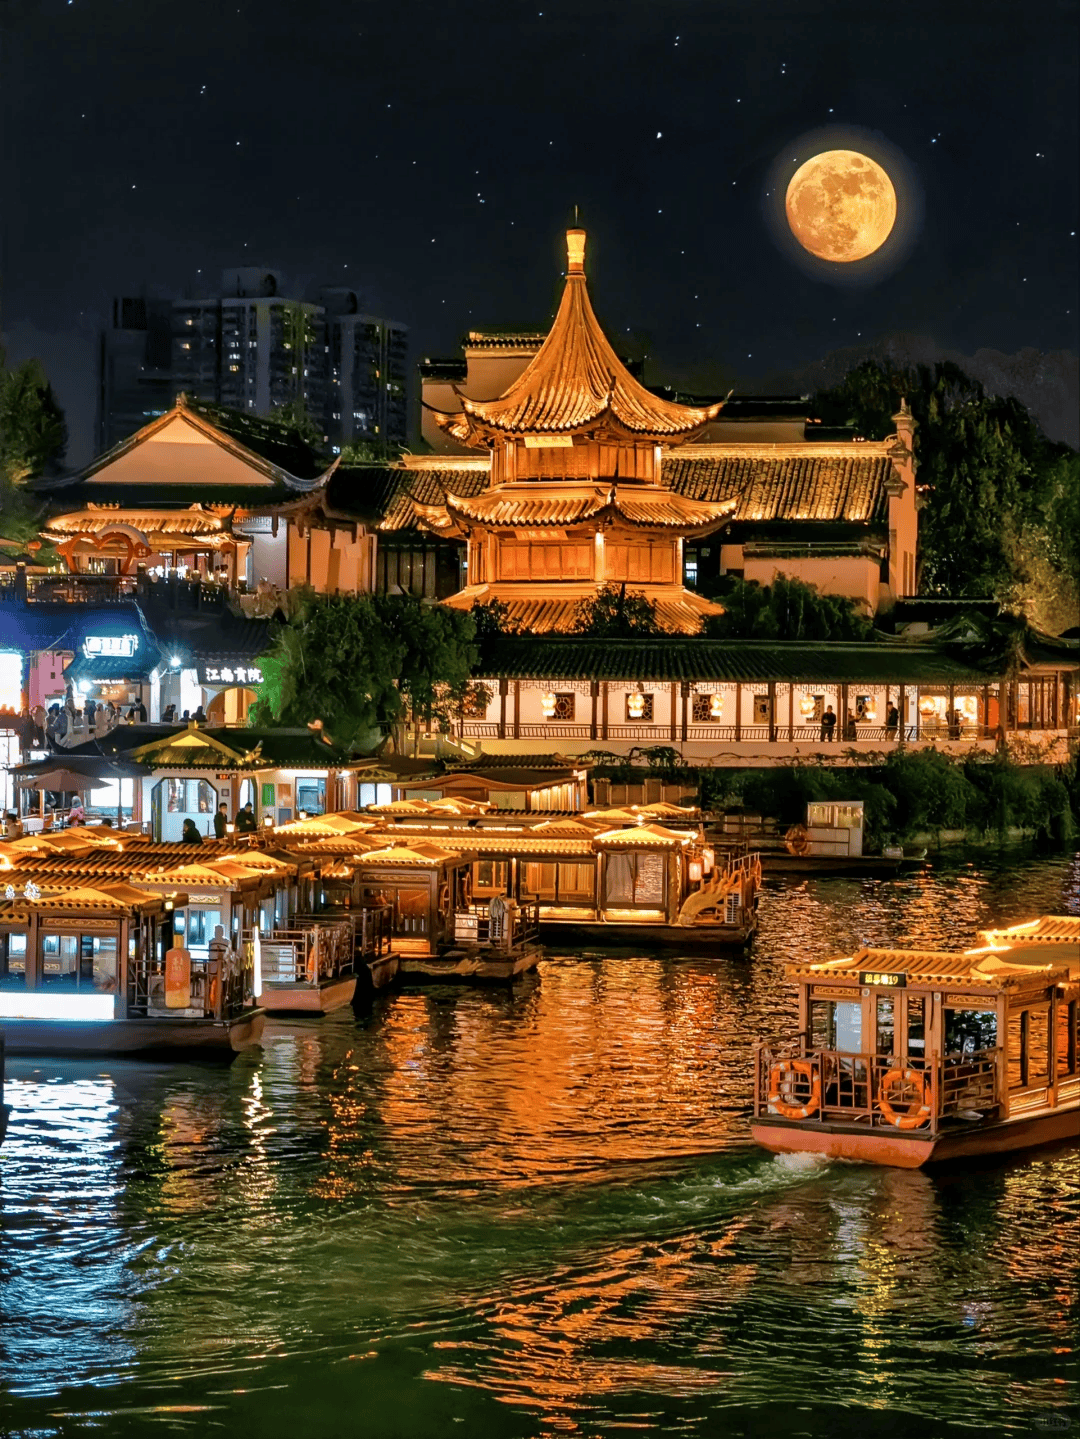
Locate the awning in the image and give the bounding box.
[11,754,144,789]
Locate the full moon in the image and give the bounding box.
[785,150,897,263]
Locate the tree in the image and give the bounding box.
[0,355,68,484]
[812,359,1077,626]
[471,597,524,639]
[571,582,664,637]
[249,590,402,753]
[701,574,872,641]
[249,590,480,754]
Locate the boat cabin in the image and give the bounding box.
[0,880,263,1053]
[752,922,1080,1166]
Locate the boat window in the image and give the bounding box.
[40,933,117,992]
[876,995,895,1056]
[1,931,27,990]
[474,861,508,893]
[944,1006,997,1057]
[906,994,926,1054]
[523,863,556,899]
[557,864,593,900]
[809,999,863,1053]
[174,909,223,954]
[604,852,665,907]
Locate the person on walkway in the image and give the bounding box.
[214,803,229,839]
[820,706,837,742]
[84,697,98,731]
[235,801,256,833]
[192,704,206,723]
[843,711,857,742]
[67,797,86,827]
[180,818,203,843]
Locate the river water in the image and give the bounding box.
[2,855,1078,1437]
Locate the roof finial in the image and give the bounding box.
[566,224,586,275]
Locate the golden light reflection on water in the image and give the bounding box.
[0,854,1076,1434]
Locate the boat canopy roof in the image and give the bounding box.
[790,939,1077,992]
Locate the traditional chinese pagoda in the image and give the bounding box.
[424,229,737,632]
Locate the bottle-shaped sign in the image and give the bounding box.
[164,946,192,1009]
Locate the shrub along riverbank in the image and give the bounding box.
[598,748,1079,853]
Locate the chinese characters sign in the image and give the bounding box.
[200,664,264,685]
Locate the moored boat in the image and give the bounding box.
[751,915,1080,1166]
[0,880,265,1057]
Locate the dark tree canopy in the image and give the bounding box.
[0,355,68,484]
[250,590,479,753]
[571,583,664,637]
[813,359,1078,630]
[701,574,873,641]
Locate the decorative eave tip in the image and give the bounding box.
[567,228,586,275]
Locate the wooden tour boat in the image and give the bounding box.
[759,801,927,876]
[752,916,1080,1166]
[0,880,265,1057]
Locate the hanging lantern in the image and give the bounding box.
[688,857,704,883]
[541,692,557,718]
[919,696,936,715]
[799,694,816,716]
[702,846,715,874]
[709,693,723,718]
[627,691,646,719]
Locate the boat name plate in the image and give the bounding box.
[811,985,858,999]
[860,970,906,988]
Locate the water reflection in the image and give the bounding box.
[0,854,1076,1437]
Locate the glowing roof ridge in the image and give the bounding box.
[439,230,726,444]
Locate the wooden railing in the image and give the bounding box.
[452,897,540,952]
[457,721,1016,744]
[753,1042,1005,1132]
[127,948,254,1020]
[245,906,392,987]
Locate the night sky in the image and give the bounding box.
[3,0,1077,461]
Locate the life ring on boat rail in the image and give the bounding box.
[877,1068,933,1129]
[767,1059,821,1119]
[438,882,451,918]
[785,824,811,856]
[461,870,473,906]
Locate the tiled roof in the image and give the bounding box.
[664,451,891,524]
[787,945,1073,990]
[446,585,720,636]
[474,635,1001,683]
[441,233,722,443]
[444,485,734,533]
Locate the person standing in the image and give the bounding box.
[214,803,229,839]
[820,705,837,743]
[235,801,256,833]
[885,703,900,740]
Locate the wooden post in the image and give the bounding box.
[899,683,907,743]
[787,682,794,742]
[735,685,742,744]
[498,678,507,740]
[947,683,955,736]
[914,686,921,741]
[591,681,600,741]
[767,680,776,743]
[840,683,849,738]
[681,682,689,744]
[669,681,677,742]
[982,684,990,737]
[601,681,609,741]
[512,680,520,740]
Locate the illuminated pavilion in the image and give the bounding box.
[423,229,737,634]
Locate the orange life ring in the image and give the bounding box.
[461,870,473,906]
[785,824,810,856]
[767,1059,821,1119]
[877,1067,932,1129]
[438,882,451,917]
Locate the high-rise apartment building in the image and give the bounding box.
[96,296,175,451]
[98,269,408,457]
[321,288,409,453]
